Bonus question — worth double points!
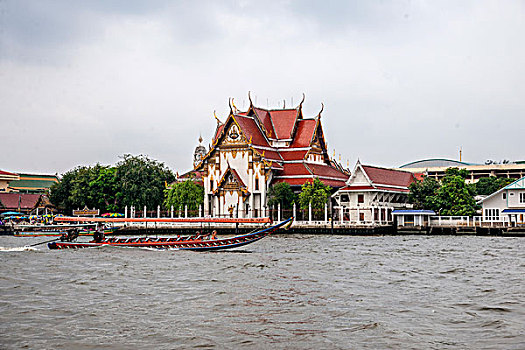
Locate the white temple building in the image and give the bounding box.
[332,161,418,224]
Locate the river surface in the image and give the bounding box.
[1,234,524,349]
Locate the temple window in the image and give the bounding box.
[255,177,259,191]
[358,194,364,204]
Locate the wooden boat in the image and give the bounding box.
[48,217,293,251]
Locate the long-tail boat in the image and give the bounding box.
[48,217,293,251]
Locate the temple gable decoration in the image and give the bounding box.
[213,167,249,197]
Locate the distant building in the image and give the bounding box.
[477,176,525,225]
[332,161,417,224]
[0,193,55,215]
[7,173,59,193]
[195,94,348,217]
[0,170,19,192]
[399,158,525,183]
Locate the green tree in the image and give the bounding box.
[434,168,478,216]
[475,176,514,196]
[49,154,175,214]
[267,182,295,210]
[298,177,331,210]
[115,154,175,209]
[50,169,77,213]
[164,178,204,212]
[408,176,440,210]
[88,166,120,212]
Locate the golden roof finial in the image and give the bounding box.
[214,110,223,124]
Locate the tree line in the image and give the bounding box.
[51,156,509,218]
[50,154,175,213]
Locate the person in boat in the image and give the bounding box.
[211,230,217,240]
[61,228,79,242]
[93,224,105,243]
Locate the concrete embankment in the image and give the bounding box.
[112,224,525,236]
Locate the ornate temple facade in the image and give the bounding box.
[195,95,348,218]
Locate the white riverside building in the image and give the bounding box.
[331,161,417,225]
[478,176,525,225]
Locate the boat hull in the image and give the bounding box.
[48,217,292,251]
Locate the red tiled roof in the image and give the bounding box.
[234,115,270,147]
[269,109,298,139]
[290,119,316,147]
[413,172,425,181]
[274,177,345,187]
[253,108,275,139]
[279,163,312,176]
[0,193,41,210]
[252,147,283,162]
[307,163,348,180]
[213,123,225,143]
[280,150,308,161]
[0,170,18,177]
[339,185,409,193]
[362,165,415,188]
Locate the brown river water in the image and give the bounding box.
[1,234,524,349]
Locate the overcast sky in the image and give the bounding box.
[1,0,524,175]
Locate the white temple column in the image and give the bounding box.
[293,202,296,219]
[249,171,254,218]
[125,206,128,219]
[143,206,146,218]
[199,205,202,218]
[324,203,328,223]
[157,205,160,218]
[278,203,281,222]
[184,205,188,218]
[170,205,174,218]
[308,202,312,222]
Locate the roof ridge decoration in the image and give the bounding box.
[247,91,274,140]
[214,110,223,125]
[316,102,324,119]
[307,117,330,163]
[298,93,305,119]
[231,98,240,113]
[289,93,306,142]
